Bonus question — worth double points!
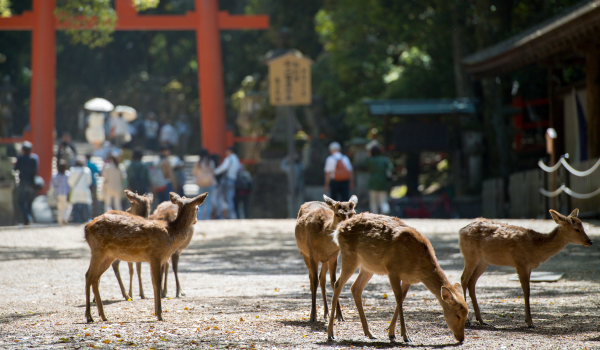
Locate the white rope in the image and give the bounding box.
[540,184,600,199]
[538,157,600,177]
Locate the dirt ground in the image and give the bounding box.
[1,218,600,349]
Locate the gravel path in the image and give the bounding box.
[0,219,599,349]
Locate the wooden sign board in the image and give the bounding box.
[267,52,312,106]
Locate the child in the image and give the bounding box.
[52,159,71,225]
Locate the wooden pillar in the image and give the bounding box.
[587,48,600,159]
[30,0,56,192]
[197,0,226,157]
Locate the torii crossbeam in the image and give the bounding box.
[0,0,269,190]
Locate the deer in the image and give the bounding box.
[84,192,207,323]
[295,194,358,322]
[327,213,468,343]
[459,208,592,328]
[148,201,195,298]
[105,190,153,301]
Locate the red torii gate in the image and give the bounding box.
[0,0,268,190]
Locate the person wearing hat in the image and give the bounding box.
[324,141,354,202]
[14,141,38,225]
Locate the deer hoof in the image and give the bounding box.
[389,335,396,341]
[327,335,335,341]
[403,337,413,343]
[527,324,535,329]
[336,314,344,322]
[86,317,94,323]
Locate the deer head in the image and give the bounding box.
[323,194,358,223]
[125,190,153,218]
[170,192,208,227]
[440,283,468,342]
[549,208,592,247]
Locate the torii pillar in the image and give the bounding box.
[0,0,269,191]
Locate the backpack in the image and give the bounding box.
[236,169,253,193]
[148,161,168,192]
[194,162,214,187]
[127,162,150,194]
[333,157,351,181]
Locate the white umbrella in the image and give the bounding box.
[110,105,137,122]
[84,98,114,112]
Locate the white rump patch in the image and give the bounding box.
[331,229,340,246]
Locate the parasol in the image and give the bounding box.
[110,105,137,122]
[84,98,114,112]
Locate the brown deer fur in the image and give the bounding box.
[107,191,153,301]
[459,209,592,328]
[84,192,207,322]
[149,201,194,298]
[295,194,357,322]
[328,213,468,343]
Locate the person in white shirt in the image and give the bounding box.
[214,147,240,219]
[159,119,178,149]
[144,112,159,151]
[110,113,130,148]
[324,141,354,201]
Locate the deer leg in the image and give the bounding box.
[307,255,319,322]
[460,252,481,325]
[328,255,344,322]
[150,261,164,321]
[161,261,169,298]
[327,252,359,341]
[171,251,184,297]
[85,254,105,323]
[388,274,411,342]
[319,261,329,320]
[516,266,534,328]
[389,281,411,340]
[127,262,134,300]
[111,259,130,300]
[350,268,375,339]
[136,262,145,299]
[468,261,489,325]
[92,257,114,322]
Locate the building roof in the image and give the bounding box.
[463,0,600,77]
[363,98,476,116]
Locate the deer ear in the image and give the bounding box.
[569,208,579,218]
[441,286,457,306]
[550,209,567,224]
[125,190,139,203]
[192,192,209,206]
[323,195,337,207]
[169,192,183,206]
[349,195,358,205]
[145,193,154,203]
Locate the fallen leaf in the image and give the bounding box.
[383,293,388,299]
[113,334,121,337]
[101,326,107,329]
[127,298,132,301]
[240,317,244,321]
[13,340,19,343]
[102,340,110,344]
[256,316,259,319]
[85,333,90,336]
[59,337,70,343]
[184,307,189,310]
[213,326,219,330]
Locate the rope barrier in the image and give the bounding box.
[538,157,600,177]
[539,184,600,199]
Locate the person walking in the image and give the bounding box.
[365,145,393,214]
[69,156,92,223]
[192,149,216,220]
[155,146,177,203]
[101,155,124,212]
[110,113,130,148]
[214,147,240,219]
[175,114,191,156]
[280,152,304,212]
[159,118,178,149]
[126,148,150,195]
[86,154,100,216]
[14,141,37,225]
[234,165,253,219]
[324,141,354,201]
[144,112,159,151]
[51,159,71,225]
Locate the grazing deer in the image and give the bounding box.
[328,213,468,343]
[107,191,153,301]
[459,209,592,328]
[84,192,207,322]
[149,201,194,298]
[295,194,357,322]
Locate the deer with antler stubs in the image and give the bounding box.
[295,194,357,322]
[459,209,592,328]
[148,201,194,298]
[84,192,207,322]
[328,213,468,343]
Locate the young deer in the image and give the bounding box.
[459,209,592,328]
[295,194,357,322]
[149,201,194,298]
[84,192,207,322]
[107,191,153,301]
[328,213,468,343]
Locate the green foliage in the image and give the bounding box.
[132,0,160,12]
[0,0,11,17]
[55,0,117,48]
